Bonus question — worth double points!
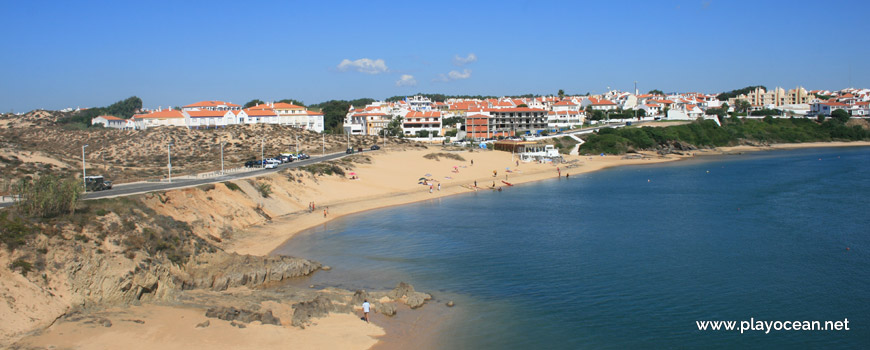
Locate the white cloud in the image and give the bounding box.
[396,74,417,87]
[434,69,472,82]
[337,58,389,74]
[453,53,478,66]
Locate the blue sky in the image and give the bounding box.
[1,0,867,112]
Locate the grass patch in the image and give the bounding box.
[11,259,32,276]
[256,182,272,198]
[423,152,466,162]
[223,181,241,191]
[300,163,345,176]
[0,211,33,250]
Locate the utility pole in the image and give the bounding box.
[295,134,299,153]
[82,144,88,190]
[383,128,386,149]
[220,141,225,174]
[167,141,173,183]
[261,137,265,169]
[322,133,325,155]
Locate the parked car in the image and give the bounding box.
[297,153,310,160]
[264,162,278,169]
[346,148,354,154]
[370,145,381,150]
[279,155,294,163]
[85,176,112,191]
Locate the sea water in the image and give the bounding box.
[274,147,870,349]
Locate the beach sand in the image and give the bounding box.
[17,304,384,350]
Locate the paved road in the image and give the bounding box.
[0,150,367,207]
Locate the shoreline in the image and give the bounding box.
[222,141,870,259]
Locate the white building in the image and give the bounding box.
[581,97,618,111]
[402,111,442,136]
[810,101,848,116]
[91,115,128,129]
[131,109,187,129]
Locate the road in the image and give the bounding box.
[0,150,366,207]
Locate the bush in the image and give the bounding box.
[256,182,272,198]
[423,152,466,161]
[223,181,241,191]
[11,259,32,276]
[0,211,32,250]
[13,174,82,218]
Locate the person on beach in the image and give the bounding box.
[471,159,474,166]
[474,180,477,187]
[516,160,519,167]
[362,299,370,323]
[323,208,327,218]
[557,167,561,176]
[566,173,570,178]
[429,184,433,193]
[437,183,441,191]
[493,170,497,177]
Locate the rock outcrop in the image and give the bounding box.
[183,252,321,291]
[386,282,431,309]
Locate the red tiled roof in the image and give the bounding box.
[184,100,240,108]
[244,108,277,116]
[405,111,442,118]
[134,110,184,119]
[98,115,123,120]
[484,108,546,113]
[187,110,228,117]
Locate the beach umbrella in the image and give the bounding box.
[419,177,428,181]
[425,173,432,177]
[349,172,356,175]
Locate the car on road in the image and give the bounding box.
[264,162,278,169]
[279,154,294,163]
[370,145,381,150]
[85,176,112,191]
[346,148,354,154]
[297,153,310,160]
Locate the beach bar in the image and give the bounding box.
[493,140,561,163]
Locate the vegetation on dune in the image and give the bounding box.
[58,96,143,126]
[13,174,83,218]
[423,152,466,162]
[580,117,869,155]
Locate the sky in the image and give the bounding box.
[1,0,867,112]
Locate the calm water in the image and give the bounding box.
[275,147,870,349]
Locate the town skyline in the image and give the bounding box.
[1,0,868,112]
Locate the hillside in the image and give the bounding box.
[0,112,412,188]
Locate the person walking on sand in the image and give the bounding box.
[323,208,327,218]
[557,167,561,177]
[471,159,474,166]
[474,180,478,187]
[516,160,519,167]
[362,299,370,323]
[437,183,441,191]
[493,170,497,177]
[429,184,433,193]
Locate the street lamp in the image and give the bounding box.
[260,137,265,169]
[220,141,225,175]
[322,133,325,156]
[82,144,88,190]
[167,141,174,183]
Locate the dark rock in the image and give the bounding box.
[99,318,112,327]
[387,282,431,309]
[196,320,210,328]
[291,295,341,328]
[376,302,396,316]
[230,321,246,328]
[351,290,368,306]
[205,306,282,326]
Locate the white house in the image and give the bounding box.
[581,97,618,111]
[131,109,186,130]
[810,101,848,116]
[91,115,127,129]
[547,110,585,129]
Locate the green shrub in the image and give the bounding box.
[11,259,32,276]
[95,209,109,216]
[223,181,241,191]
[423,153,466,161]
[13,174,83,218]
[0,211,33,250]
[256,182,272,198]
